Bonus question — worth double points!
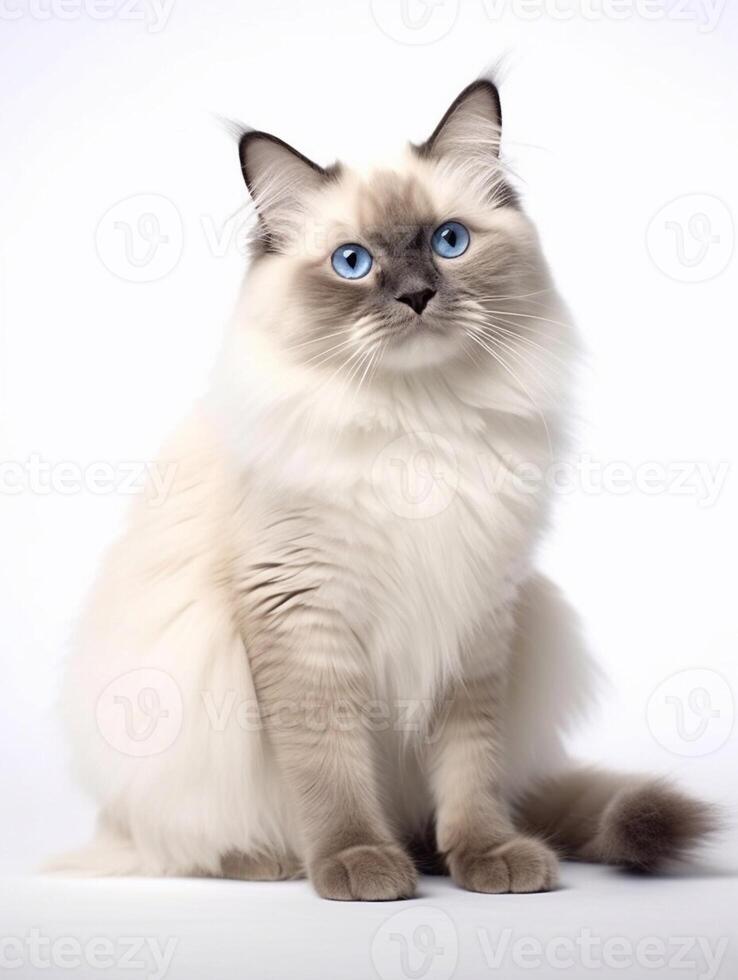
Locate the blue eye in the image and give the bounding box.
[431,221,470,259]
[331,243,373,280]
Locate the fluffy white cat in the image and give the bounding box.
[51,80,712,899]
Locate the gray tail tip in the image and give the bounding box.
[602,779,722,872]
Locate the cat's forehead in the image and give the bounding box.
[317,153,460,240]
[356,169,434,231]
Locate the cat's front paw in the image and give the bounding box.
[310,843,417,901]
[448,835,558,894]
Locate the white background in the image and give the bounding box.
[1,1,737,974]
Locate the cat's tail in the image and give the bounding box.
[514,767,719,871]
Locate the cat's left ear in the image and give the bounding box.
[417,79,502,163]
[239,130,330,248]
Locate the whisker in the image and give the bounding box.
[465,287,555,304]
[477,308,576,334]
[468,324,559,399]
[460,302,577,353]
[465,330,554,459]
[301,336,360,370]
[283,328,354,353]
[468,316,572,372]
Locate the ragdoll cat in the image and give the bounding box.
[52,80,713,900]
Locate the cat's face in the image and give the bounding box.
[239,82,560,380]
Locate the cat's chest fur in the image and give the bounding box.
[235,397,550,704]
[344,427,545,698]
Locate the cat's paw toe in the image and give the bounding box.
[311,843,417,901]
[450,835,558,894]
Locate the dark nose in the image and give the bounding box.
[396,288,436,315]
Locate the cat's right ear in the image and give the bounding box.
[239,131,330,249]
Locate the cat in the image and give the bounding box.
[50,79,714,900]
